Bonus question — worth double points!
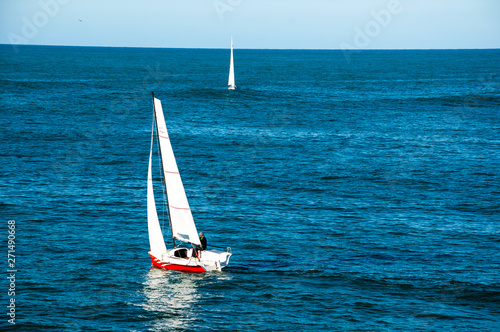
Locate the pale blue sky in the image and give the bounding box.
[1,0,499,49]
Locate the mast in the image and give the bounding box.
[152,92,176,248]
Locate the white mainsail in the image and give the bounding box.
[228,36,236,90]
[152,98,201,246]
[147,128,167,258]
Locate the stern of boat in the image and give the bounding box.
[200,247,232,271]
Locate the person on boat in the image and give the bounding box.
[199,232,207,250]
[193,232,207,258]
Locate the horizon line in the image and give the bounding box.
[2,43,499,51]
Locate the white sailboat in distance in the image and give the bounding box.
[228,36,236,90]
[147,93,232,272]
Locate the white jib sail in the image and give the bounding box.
[147,127,167,259]
[228,36,235,89]
[153,98,201,246]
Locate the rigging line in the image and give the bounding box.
[151,96,167,237]
[154,122,166,235]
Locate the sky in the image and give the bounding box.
[1,0,499,49]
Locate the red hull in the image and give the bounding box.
[149,253,206,273]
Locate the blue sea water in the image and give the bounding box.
[1,45,499,331]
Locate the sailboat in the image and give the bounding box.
[228,36,236,90]
[147,93,232,272]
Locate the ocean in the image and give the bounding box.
[1,45,499,331]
